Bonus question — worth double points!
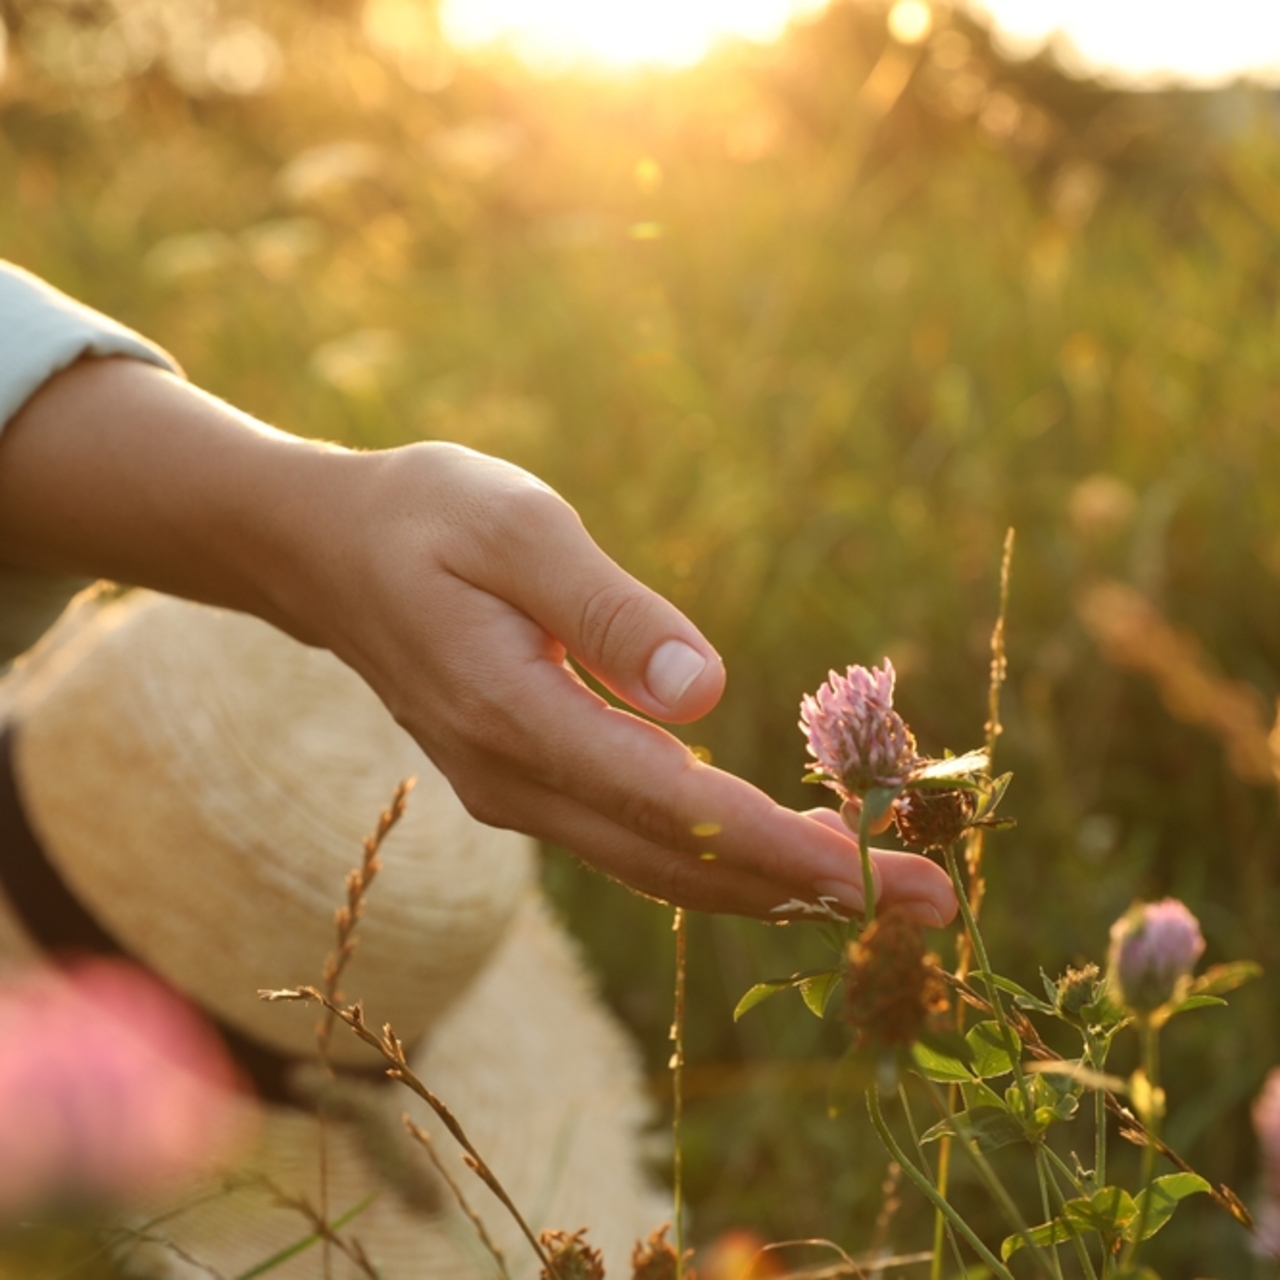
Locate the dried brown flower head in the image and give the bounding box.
[892,786,977,851]
[1054,963,1101,1021]
[542,1229,606,1280]
[844,906,949,1051]
[631,1226,691,1280]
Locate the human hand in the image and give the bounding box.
[289,442,958,924]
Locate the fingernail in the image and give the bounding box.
[904,901,946,928]
[814,879,867,912]
[646,639,708,708]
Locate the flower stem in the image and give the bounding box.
[1121,1018,1162,1269]
[922,1080,1057,1279]
[857,801,876,924]
[866,1087,1015,1280]
[942,844,1034,1116]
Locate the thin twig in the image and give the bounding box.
[260,986,556,1275]
[404,1117,511,1280]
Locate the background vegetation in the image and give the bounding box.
[3,0,1280,1271]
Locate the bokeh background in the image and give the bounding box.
[3,0,1280,1272]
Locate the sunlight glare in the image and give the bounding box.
[970,0,1280,86]
[439,0,827,69]
[887,1,933,46]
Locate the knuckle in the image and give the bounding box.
[576,580,652,668]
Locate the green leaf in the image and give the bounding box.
[1166,994,1227,1014]
[911,1030,974,1082]
[1124,1174,1211,1242]
[733,969,837,1021]
[733,980,792,1021]
[991,973,1055,1014]
[1002,1187,1138,1262]
[799,969,842,1018]
[960,1079,1007,1112]
[967,1020,1019,1079]
[1187,960,1262,998]
[923,1105,1027,1152]
[862,785,903,825]
[1000,1219,1076,1262]
[978,771,1013,817]
[1064,1186,1138,1239]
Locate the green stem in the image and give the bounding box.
[866,1088,1015,1280]
[942,845,1034,1117]
[930,1133,952,1280]
[857,801,876,924]
[1086,1029,1109,1191]
[1039,1146,1100,1280]
[922,1080,1057,1279]
[1122,1018,1162,1269]
[897,1085,969,1280]
[1034,1150,1066,1280]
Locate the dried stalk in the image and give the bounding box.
[261,985,555,1276]
[404,1117,511,1280]
[314,775,415,1279]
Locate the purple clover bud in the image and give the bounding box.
[1107,898,1205,1016]
[799,659,920,800]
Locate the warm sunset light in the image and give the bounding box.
[438,0,828,69]
[436,0,1280,83]
[970,0,1280,86]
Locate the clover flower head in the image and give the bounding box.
[800,659,920,799]
[1107,898,1205,1016]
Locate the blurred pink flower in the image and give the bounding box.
[1107,898,1205,1016]
[1253,1068,1280,1258]
[0,958,248,1215]
[799,659,920,799]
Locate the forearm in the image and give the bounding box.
[0,356,347,645]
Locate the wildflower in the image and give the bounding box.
[844,906,949,1051]
[799,659,919,800]
[632,1225,691,1280]
[892,785,977,851]
[542,1228,606,1280]
[1252,1068,1280,1259]
[1107,899,1205,1016]
[0,959,246,1216]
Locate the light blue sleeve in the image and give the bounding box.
[0,262,184,663]
[0,261,181,427]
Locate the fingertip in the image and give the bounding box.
[644,639,724,722]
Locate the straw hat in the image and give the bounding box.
[0,591,668,1279]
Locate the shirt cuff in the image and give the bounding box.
[0,260,182,429]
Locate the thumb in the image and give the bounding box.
[467,485,725,722]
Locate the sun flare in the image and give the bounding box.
[437,0,829,69]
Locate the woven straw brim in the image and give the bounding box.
[4,591,534,1063]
